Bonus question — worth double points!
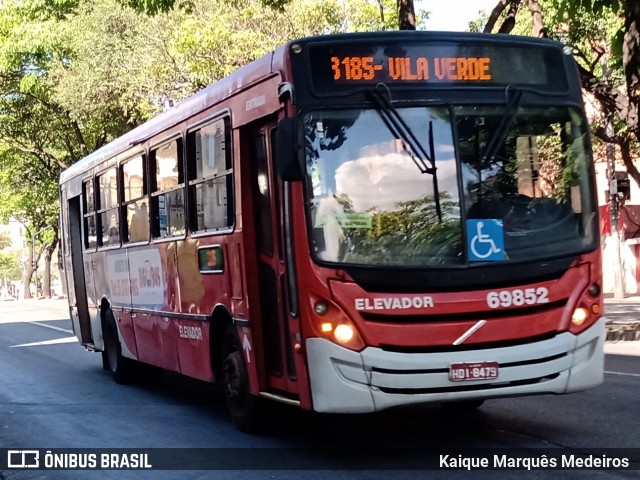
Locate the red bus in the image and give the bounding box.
[59,31,604,431]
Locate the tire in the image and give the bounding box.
[223,325,260,432]
[103,309,137,384]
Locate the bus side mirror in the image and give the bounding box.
[276,118,304,181]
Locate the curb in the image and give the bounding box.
[606,322,640,341]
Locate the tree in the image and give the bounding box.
[0,0,139,297]
[483,0,543,36]
[0,0,423,300]
[121,0,422,30]
[0,252,21,285]
[483,1,640,191]
[0,0,430,301]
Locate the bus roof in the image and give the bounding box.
[59,46,284,184]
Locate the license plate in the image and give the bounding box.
[449,361,499,382]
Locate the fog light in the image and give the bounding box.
[334,324,354,344]
[588,284,601,297]
[571,307,589,326]
[314,301,328,316]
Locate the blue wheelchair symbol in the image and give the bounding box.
[467,219,505,262]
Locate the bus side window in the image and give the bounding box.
[151,138,185,238]
[187,116,233,233]
[96,168,119,247]
[122,155,148,243]
[83,179,97,249]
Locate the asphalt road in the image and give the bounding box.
[0,299,638,480]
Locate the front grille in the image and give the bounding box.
[371,352,567,374]
[379,331,560,353]
[377,373,561,395]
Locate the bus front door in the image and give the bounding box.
[248,123,299,397]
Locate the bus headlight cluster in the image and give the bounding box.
[312,298,363,350]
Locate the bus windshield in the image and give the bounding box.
[304,105,597,267]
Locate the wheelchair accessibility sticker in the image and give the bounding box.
[466,219,505,261]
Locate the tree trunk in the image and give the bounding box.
[22,240,45,299]
[43,243,53,298]
[484,0,513,33]
[498,0,521,34]
[528,0,544,37]
[398,0,416,30]
[21,265,34,300]
[377,0,385,25]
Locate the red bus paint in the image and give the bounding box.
[59,32,604,431]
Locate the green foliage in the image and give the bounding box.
[122,0,181,15]
[468,10,490,33]
[342,192,462,265]
[0,252,21,281]
[0,0,398,235]
[473,1,640,189]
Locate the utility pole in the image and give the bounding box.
[602,38,626,299]
[606,131,626,299]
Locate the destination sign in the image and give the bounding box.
[307,41,568,93]
[331,56,492,82]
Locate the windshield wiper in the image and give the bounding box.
[369,85,442,222]
[480,85,524,165]
[369,86,436,173]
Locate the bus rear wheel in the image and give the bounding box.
[103,309,136,384]
[223,326,259,432]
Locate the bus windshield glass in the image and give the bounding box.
[304,105,597,267]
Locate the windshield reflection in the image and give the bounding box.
[305,108,461,266]
[303,106,597,267]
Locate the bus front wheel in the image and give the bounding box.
[223,326,259,432]
[103,309,136,384]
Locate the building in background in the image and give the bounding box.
[0,217,25,251]
[596,160,640,295]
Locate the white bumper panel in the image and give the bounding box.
[306,318,604,413]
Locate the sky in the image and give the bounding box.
[419,0,499,31]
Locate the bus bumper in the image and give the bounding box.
[306,318,605,413]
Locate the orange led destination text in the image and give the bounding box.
[330,56,492,82]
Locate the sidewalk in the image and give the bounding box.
[0,296,69,321]
[602,293,640,343]
[603,293,640,303]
